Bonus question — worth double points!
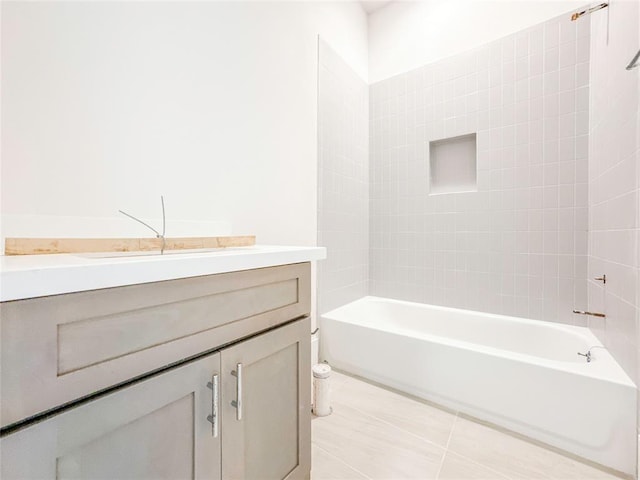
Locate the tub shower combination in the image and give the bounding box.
[321,296,636,475]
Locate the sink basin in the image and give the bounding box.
[76,247,251,259]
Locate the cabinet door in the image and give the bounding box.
[1,353,222,480]
[221,317,310,480]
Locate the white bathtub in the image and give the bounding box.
[320,296,637,476]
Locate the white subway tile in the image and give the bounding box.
[543,185,559,208]
[544,163,559,186]
[575,110,589,135]
[544,46,559,72]
[558,66,576,92]
[558,90,576,115]
[529,26,544,52]
[543,141,559,166]
[502,35,516,62]
[558,137,576,163]
[543,70,560,95]
[559,18,577,45]
[576,35,590,63]
[575,135,588,159]
[530,97,543,121]
[544,117,560,141]
[544,93,559,118]
[529,52,544,76]
[544,20,560,49]
[558,112,576,139]
[559,41,577,68]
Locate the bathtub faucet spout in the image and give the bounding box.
[577,346,606,363]
[577,351,591,362]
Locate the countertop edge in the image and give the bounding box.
[0,246,326,302]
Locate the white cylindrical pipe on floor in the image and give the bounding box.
[312,363,332,416]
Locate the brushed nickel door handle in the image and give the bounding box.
[231,363,243,421]
[206,373,219,437]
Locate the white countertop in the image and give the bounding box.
[0,245,326,301]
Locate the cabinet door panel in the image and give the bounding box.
[244,343,299,479]
[221,318,310,480]
[56,393,194,479]
[1,353,221,480]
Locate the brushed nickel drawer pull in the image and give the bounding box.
[231,363,243,421]
[206,374,219,437]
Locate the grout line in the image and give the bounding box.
[588,189,638,206]
[435,413,458,479]
[328,372,457,472]
[434,450,450,480]
[435,414,514,480]
[445,413,457,450]
[312,442,373,480]
[327,373,457,450]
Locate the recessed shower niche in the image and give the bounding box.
[428,133,477,195]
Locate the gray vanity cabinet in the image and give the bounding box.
[0,263,312,480]
[1,317,310,480]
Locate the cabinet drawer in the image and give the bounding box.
[1,263,310,428]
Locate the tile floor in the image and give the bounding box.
[311,371,626,480]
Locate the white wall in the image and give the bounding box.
[368,0,588,83]
[1,1,368,246]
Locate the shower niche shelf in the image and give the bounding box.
[428,133,477,195]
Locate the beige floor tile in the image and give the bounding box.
[447,417,625,480]
[311,444,369,480]
[329,370,351,386]
[313,374,625,480]
[331,372,457,448]
[437,451,510,480]
[312,401,445,479]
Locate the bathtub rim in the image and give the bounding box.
[320,295,636,388]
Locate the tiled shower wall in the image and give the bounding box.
[587,0,639,399]
[369,12,590,325]
[317,40,369,315]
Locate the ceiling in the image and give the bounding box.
[359,1,394,14]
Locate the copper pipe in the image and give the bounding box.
[573,310,606,318]
[571,3,608,21]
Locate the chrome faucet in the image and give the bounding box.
[577,351,592,362]
[577,346,606,363]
